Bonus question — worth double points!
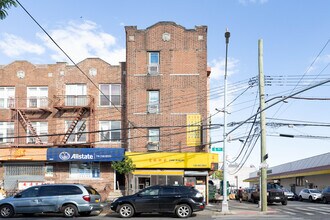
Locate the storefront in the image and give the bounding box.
[126,152,218,202]
[0,147,125,195]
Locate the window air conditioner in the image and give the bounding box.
[148,65,159,75]
[147,142,159,151]
[148,104,159,114]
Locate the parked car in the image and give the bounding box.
[0,184,102,218]
[321,186,330,204]
[242,188,256,202]
[298,188,322,202]
[282,188,295,200]
[250,183,287,205]
[110,185,205,218]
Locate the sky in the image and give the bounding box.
[1,0,330,173]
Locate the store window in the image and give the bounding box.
[0,122,14,143]
[99,84,121,106]
[0,87,15,108]
[69,162,100,179]
[99,121,121,142]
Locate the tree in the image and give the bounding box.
[0,0,17,20]
[111,156,136,195]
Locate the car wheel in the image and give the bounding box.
[282,200,287,205]
[323,197,328,204]
[299,195,303,201]
[62,204,78,218]
[119,204,134,218]
[175,204,192,218]
[79,211,91,216]
[0,204,14,218]
[309,196,313,202]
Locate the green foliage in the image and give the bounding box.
[212,170,223,180]
[111,156,136,174]
[0,0,17,20]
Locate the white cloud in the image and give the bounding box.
[37,20,125,65]
[239,0,269,5]
[209,57,239,80]
[0,33,45,57]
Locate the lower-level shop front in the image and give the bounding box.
[126,152,218,202]
[0,147,125,200]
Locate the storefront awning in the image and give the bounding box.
[47,148,125,162]
[126,152,219,169]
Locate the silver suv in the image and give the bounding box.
[0,184,102,218]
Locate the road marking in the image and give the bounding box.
[282,211,296,215]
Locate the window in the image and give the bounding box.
[296,177,304,186]
[65,120,86,143]
[27,87,48,108]
[148,91,159,113]
[140,187,159,196]
[99,84,121,106]
[148,128,160,143]
[27,122,48,143]
[0,87,15,108]
[0,122,14,143]
[148,52,159,74]
[69,162,100,179]
[99,121,121,142]
[65,84,87,106]
[19,186,39,198]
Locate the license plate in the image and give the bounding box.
[275,197,280,200]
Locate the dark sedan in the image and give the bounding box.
[110,185,205,218]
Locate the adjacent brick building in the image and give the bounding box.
[0,22,217,200]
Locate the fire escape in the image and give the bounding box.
[11,97,52,147]
[53,95,95,147]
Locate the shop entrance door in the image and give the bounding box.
[138,177,151,190]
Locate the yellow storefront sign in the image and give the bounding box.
[187,114,201,146]
[126,152,219,169]
[0,148,47,161]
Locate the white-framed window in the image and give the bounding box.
[99,84,121,106]
[69,162,100,179]
[65,84,87,106]
[148,52,159,74]
[148,128,160,143]
[0,122,14,143]
[27,87,48,108]
[0,87,15,108]
[65,120,87,143]
[99,121,121,142]
[27,122,48,143]
[148,90,159,113]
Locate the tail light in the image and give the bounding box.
[83,195,91,202]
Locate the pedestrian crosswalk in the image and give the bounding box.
[277,204,330,217]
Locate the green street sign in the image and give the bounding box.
[211,147,223,152]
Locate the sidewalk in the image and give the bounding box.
[206,200,278,216]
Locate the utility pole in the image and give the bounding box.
[221,29,230,213]
[258,39,268,212]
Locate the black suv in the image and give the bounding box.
[110,185,205,218]
[251,183,287,205]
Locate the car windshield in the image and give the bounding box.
[310,189,321,193]
[267,184,281,189]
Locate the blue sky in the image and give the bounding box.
[1,0,330,171]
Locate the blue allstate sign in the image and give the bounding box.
[47,148,125,162]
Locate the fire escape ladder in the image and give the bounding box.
[61,107,87,144]
[76,121,86,141]
[17,110,42,144]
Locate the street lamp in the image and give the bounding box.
[221,29,230,213]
